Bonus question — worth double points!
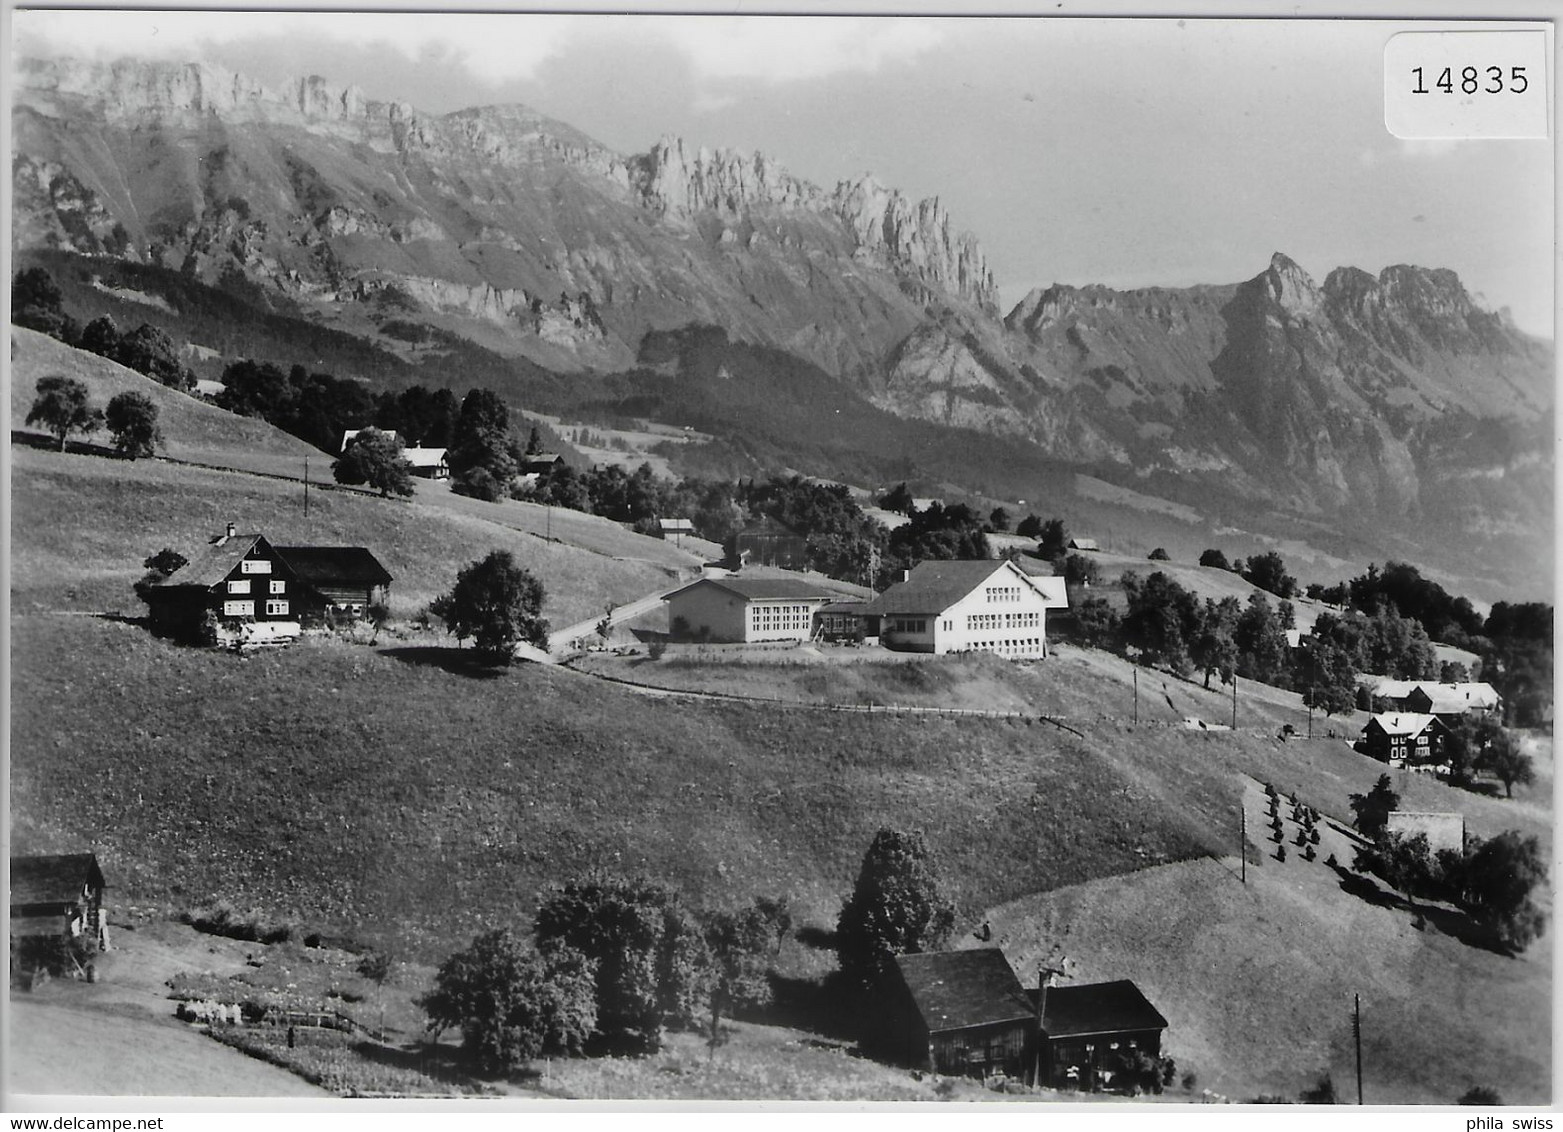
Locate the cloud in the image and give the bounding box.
[14,11,945,90]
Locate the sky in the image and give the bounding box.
[11,9,1556,336]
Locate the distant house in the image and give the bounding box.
[733,516,808,570]
[859,559,1069,658]
[141,524,392,641]
[193,378,226,399]
[1359,677,1421,709]
[519,453,564,475]
[341,427,404,452]
[818,599,869,642]
[657,518,696,542]
[1038,980,1169,1092]
[663,576,840,643]
[402,447,449,479]
[1362,712,1449,766]
[11,853,108,973]
[885,949,1035,1079]
[1385,811,1465,855]
[1067,537,1100,552]
[1403,682,1501,721]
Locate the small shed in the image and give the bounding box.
[887,949,1035,1079]
[1068,538,1101,552]
[274,546,393,620]
[11,853,108,974]
[1385,811,1465,855]
[657,518,696,542]
[402,447,449,479]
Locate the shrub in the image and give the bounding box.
[1326,853,1338,868]
[1299,1072,1337,1104]
[1459,1086,1503,1105]
[105,391,163,458]
[1275,845,1287,862]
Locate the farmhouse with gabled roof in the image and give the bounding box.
[1361,712,1449,766]
[885,949,1035,1078]
[10,852,109,973]
[860,559,1068,658]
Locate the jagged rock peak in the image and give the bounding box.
[631,134,820,216]
[1260,251,1323,319]
[18,56,368,123]
[831,173,997,311]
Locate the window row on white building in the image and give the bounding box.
[221,599,291,617]
[984,585,1022,603]
[964,637,1046,657]
[966,611,1041,631]
[227,579,287,595]
[750,603,814,633]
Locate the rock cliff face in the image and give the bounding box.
[11,56,1551,537]
[12,55,996,375]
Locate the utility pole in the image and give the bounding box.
[1240,806,1246,884]
[1033,957,1070,1089]
[1133,666,1139,726]
[1353,993,1363,1105]
[304,454,310,517]
[1308,689,1315,739]
[1231,673,1238,731]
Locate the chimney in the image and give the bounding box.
[212,521,237,546]
[902,568,912,583]
[226,522,237,540]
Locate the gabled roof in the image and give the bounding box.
[342,427,403,452]
[402,447,447,468]
[274,546,393,587]
[863,559,1068,617]
[1409,682,1501,713]
[1038,980,1168,1039]
[11,853,105,907]
[894,949,1034,1033]
[737,515,803,539]
[1068,538,1100,551]
[151,533,271,590]
[1361,678,1420,700]
[1365,712,1443,738]
[665,576,839,603]
[658,518,696,533]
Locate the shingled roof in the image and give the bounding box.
[1366,712,1442,738]
[1038,980,1168,1039]
[150,534,270,590]
[11,853,105,908]
[274,547,393,587]
[894,949,1035,1033]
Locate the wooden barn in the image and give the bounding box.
[11,852,108,975]
[273,546,393,621]
[733,516,808,570]
[885,949,1035,1079]
[1038,979,1169,1091]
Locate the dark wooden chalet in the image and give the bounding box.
[733,516,808,570]
[11,853,108,972]
[141,525,392,638]
[272,546,393,619]
[1037,979,1168,1091]
[886,949,1035,1078]
[1362,712,1449,766]
[141,528,303,638]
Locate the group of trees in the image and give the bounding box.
[218,358,378,455]
[26,376,162,458]
[422,877,791,1074]
[13,268,197,391]
[1348,775,1547,951]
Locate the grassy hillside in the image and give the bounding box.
[12,616,1247,963]
[11,326,318,479]
[10,446,675,626]
[987,849,1551,1105]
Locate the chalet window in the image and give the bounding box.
[266,600,290,616]
[240,559,272,574]
[269,580,286,595]
[227,579,251,595]
[223,600,254,617]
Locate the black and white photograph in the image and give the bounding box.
[5,3,1555,1112]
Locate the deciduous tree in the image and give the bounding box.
[333,427,414,498]
[430,550,549,663]
[105,391,162,458]
[27,375,101,450]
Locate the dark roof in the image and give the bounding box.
[11,853,105,907]
[737,515,803,539]
[820,599,868,614]
[861,559,1007,616]
[894,949,1034,1032]
[153,533,269,589]
[1036,980,1168,1039]
[668,576,839,603]
[274,546,393,587]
